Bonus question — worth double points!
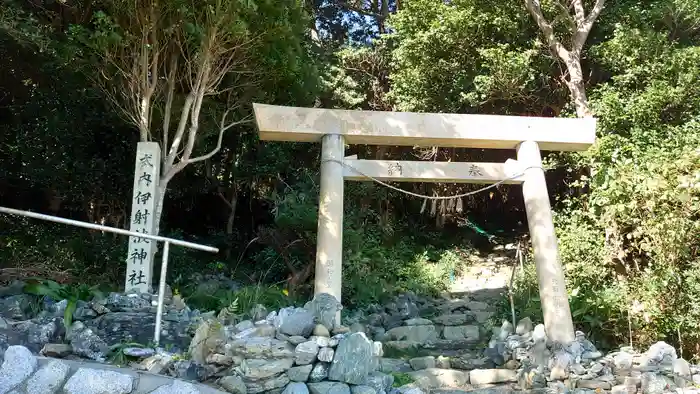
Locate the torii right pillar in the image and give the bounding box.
[518,140,575,344]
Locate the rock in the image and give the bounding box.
[385,326,438,343]
[150,380,201,394]
[469,369,517,385]
[432,314,472,326]
[442,325,480,341]
[532,324,546,343]
[314,325,331,338]
[577,380,612,390]
[288,336,310,346]
[517,366,547,389]
[611,385,634,394]
[318,347,335,362]
[310,336,331,348]
[284,382,311,394]
[255,324,277,337]
[351,385,376,394]
[515,317,533,335]
[614,352,634,370]
[250,305,269,321]
[140,352,175,374]
[395,384,425,394]
[122,347,155,358]
[288,364,314,382]
[220,375,247,394]
[309,362,331,383]
[296,341,320,365]
[641,372,671,394]
[673,358,691,377]
[69,323,109,361]
[644,342,677,366]
[504,360,520,370]
[396,297,420,319]
[472,311,494,324]
[350,323,366,333]
[227,337,295,359]
[466,301,490,311]
[332,326,351,335]
[276,308,316,337]
[404,318,433,326]
[25,359,71,394]
[549,349,573,380]
[362,372,393,394]
[239,358,294,379]
[372,342,383,357]
[171,359,207,381]
[207,353,235,366]
[308,382,351,394]
[305,294,343,331]
[408,368,469,389]
[236,320,256,332]
[0,295,33,320]
[0,345,38,393]
[0,281,25,297]
[40,343,73,358]
[63,368,135,394]
[245,374,290,394]
[436,356,450,369]
[328,332,374,384]
[379,358,412,373]
[190,319,225,364]
[410,356,436,371]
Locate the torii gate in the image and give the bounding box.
[253,103,596,344]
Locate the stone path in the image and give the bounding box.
[0,345,226,394]
[448,245,518,295]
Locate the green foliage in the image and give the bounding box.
[184,284,297,316]
[23,278,103,330]
[391,372,415,387]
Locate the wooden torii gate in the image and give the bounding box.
[253,103,596,344]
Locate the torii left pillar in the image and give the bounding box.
[315,134,345,324]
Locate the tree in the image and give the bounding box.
[524,0,605,117]
[71,0,265,233]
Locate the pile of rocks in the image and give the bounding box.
[0,282,206,360]
[342,291,500,366]
[0,344,228,394]
[136,293,396,394]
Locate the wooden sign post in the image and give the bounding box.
[253,103,596,344]
[125,142,161,293]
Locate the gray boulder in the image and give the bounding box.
[328,332,374,384]
[308,382,351,394]
[62,368,135,394]
[0,345,38,393]
[276,308,316,337]
[284,382,310,394]
[305,294,343,330]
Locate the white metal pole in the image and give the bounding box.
[517,140,575,344]
[314,134,345,324]
[154,241,170,345]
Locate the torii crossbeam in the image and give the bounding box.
[253,103,596,344]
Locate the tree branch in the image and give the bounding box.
[524,0,570,60]
[573,0,605,53]
[185,112,252,165]
[339,1,385,19]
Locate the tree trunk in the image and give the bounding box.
[153,181,168,238]
[524,0,604,119]
[224,188,238,259]
[564,55,592,118]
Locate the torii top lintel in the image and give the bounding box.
[253,103,596,151]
